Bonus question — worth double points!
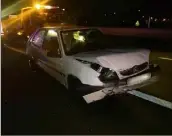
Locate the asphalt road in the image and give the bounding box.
[2,42,172,134]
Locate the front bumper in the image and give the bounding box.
[82,64,160,103]
[104,64,160,88]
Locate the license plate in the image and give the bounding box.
[127,73,151,86]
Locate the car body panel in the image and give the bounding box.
[62,56,103,87]
[72,49,150,79]
[26,26,159,102]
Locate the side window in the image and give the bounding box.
[32,30,46,47]
[42,29,61,58]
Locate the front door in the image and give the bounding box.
[39,29,65,85]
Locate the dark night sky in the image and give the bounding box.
[2,0,172,17]
[51,0,172,15]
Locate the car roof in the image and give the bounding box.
[43,23,96,31]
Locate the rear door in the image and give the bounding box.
[27,29,46,60]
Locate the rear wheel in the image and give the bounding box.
[28,57,38,72]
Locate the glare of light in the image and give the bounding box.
[142,16,144,18]
[62,8,65,11]
[1,23,4,34]
[2,0,50,18]
[104,14,106,16]
[114,12,116,15]
[57,6,59,8]
[138,10,140,12]
[73,31,85,42]
[163,18,166,22]
[155,18,157,22]
[35,4,41,9]
[27,36,30,38]
[17,31,22,35]
[78,36,85,42]
[2,0,50,30]
[150,17,153,20]
[44,5,52,9]
[48,30,57,36]
[1,0,25,18]
[9,14,18,19]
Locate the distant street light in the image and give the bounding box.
[163,18,166,22]
[62,8,65,11]
[135,20,140,27]
[114,12,116,15]
[142,16,144,18]
[138,10,140,12]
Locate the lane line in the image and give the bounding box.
[4,45,26,55]
[159,57,172,61]
[128,90,172,110]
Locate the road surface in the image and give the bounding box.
[2,43,172,134]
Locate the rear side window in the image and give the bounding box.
[32,30,46,47]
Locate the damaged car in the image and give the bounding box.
[26,26,160,103]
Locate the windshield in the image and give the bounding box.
[61,29,172,55]
[61,29,108,55]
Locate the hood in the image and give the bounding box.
[73,49,150,71]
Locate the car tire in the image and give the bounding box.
[28,57,38,72]
[67,76,81,91]
[67,76,88,104]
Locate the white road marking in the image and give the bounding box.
[83,90,107,104]
[159,57,172,61]
[128,90,172,110]
[5,45,26,55]
[4,45,26,55]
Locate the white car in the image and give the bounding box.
[26,26,159,103]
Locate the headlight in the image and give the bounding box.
[90,63,102,73]
[17,31,23,35]
[76,59,119,82]
[99,67,119,82]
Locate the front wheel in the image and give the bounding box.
[67,76,88,103]
[67,76,81,91]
